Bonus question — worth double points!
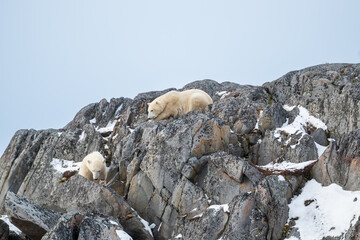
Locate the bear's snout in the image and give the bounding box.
[147,112,156,120]
[92,171,100,180]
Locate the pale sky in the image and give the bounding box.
[1,1,360,155]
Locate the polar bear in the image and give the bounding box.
[147,89,213,121]
[78,151,106,183]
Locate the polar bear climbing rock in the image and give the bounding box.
[147,89,213,121]
[78,151,106,183]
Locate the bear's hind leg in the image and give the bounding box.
[190,96,206,112]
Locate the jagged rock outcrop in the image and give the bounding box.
[264,63,360,136]
[0,63,359,239]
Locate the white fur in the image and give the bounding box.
[147,89,213,121]
[78,151,106,183]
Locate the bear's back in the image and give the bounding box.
[181,89,212,104]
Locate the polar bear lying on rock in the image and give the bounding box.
[78,151,106,183]
[147,89,213,121]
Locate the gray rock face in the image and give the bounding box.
[4,190,136,240]
[313,130,360,190]
[41,174,153,239]
[173,205,229,240]
[65,97,126,130]
[264,63,360,137]
[221,175,292,240]
[1,65,360,239]
[0,129,56,212]
[4,191,61,240]
[211,86,268,128]
[258,103,289,133]
[0,219,9,240]
[221,193,264,240]
[255,129,318,165]
[43,212,130,240]
[311,128,329,146]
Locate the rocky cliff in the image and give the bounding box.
[0,63,360,240]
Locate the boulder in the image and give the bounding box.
[43,212,132,240]
[41,174,154,239]
[4,191,61,240]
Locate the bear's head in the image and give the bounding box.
[147,100,164,120]
[87,157,105,181]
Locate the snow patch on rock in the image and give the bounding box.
[50,158,82,173]
[288,179,360,239]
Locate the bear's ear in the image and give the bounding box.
[155,101,159,105]
[147,103,150,106]
[87,160,91,164]
[102,159,106,163]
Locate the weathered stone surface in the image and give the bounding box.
[64,103,97,130]
[256,176,291,240]
[0,219,9,240]
[16,131,104,205]
[191,118,231,158]
[264,63,360,136]
[0,129,55,212]
[77,214,128,240]
[0,123,105,212]
[254,129,318,166]
[221,193,266,240]
[170,176,208,215]
[65,97,126,130]
[209,151,244,182]
[54,124,105,162]
[158,205,179,239]
[221,175,292,240]
[111,121,165,194]
[4,191,61,240]
[140,113,230,194]
[313,130,360,190]
[173,206,229,240]
[211,86,269,128]
[43,212,131,240]
[37,212,83,240]
[311,128,329,146]
[126,113,231,238]
[127,171,154,214]
[196,160,247,205]
[258,103,288,133]
[41,174,153,239]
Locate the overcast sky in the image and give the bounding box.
[1,1,360,155]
